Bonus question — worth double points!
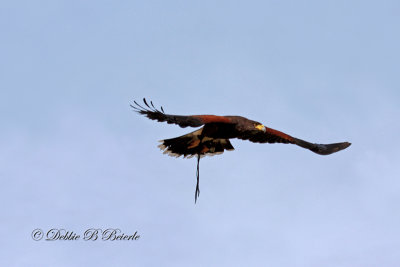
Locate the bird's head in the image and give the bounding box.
[255,124,266,132]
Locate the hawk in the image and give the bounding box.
[132,98,351,203]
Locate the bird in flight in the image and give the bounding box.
[132,98,351,203]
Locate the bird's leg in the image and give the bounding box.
[195,153,201,203]
[194,134,205,204]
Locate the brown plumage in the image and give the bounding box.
[132,98,351,202]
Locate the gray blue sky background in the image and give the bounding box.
[1,0,400,266]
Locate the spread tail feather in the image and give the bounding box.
[158,129,235,158]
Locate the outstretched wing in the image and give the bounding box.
[237,124,351,155]
[237,126,295,144]
[131,98,233,128]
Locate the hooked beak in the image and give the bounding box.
[255,124,266,132]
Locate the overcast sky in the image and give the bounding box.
[1,0,400,266]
